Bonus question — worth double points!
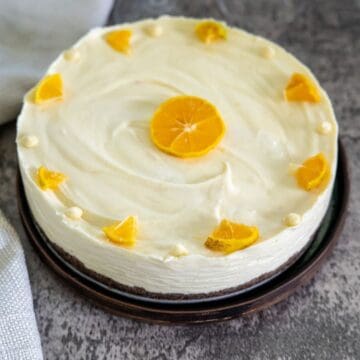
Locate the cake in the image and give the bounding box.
[17,16,338,298]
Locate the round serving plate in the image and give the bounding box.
[17,141,349,324]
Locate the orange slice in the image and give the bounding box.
[295,153,331,191]
[103,216,137,247]
[37,166,67,190]
[105,29,132,54]
[195,20,227,44]
[34,74,63,104]
[284,73,321,103]
[150,95,226,158]
[205,219,259,254]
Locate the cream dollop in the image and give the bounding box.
[65,206,83,220]
[317,121,332,135]
[19,135,39,148]
[261,45,275,59]
[169,244,189,257]
[63,48,80,62]
[284,213,301,227]
[145,23,163,37]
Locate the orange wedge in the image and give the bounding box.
[103,216,137,247]
[34,74,63,104]
[284,73,321,103]
[37,166,67,190]
[295,153,331,191]
[195,20,227,44]
[105,29,132,54]
[150,95,226,158]
[205,219,259,254]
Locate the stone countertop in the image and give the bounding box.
[1,0,359,359]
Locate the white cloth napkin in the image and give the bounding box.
[0,212,43,360]
[0,1,113,359]
[0,0,114,125]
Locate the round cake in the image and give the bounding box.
[17,16,338,298]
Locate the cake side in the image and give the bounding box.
[29,212,319,300]
[20,165,333,295]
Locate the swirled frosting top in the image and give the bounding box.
[17,16,337,259]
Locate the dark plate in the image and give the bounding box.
[17,141,349,324]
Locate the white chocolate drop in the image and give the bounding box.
[65,206,83,220]
[169,244,189,257]
[63,48,80,62]
[261,46,275,59]
[145,24,163,37]
[20,135,39,148]
[317,121,332,135]
[284,213,301,227]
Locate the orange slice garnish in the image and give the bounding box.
[150,95,226,158]
[103,216,137,247]
[295,153,331,191]
[34,74,63,104]
[105,29,132,54]
[284,73,321,103]
[37,166,67,190]
[195,20,227,44]
[205,219,259,254]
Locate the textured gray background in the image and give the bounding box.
[1,0,359,359]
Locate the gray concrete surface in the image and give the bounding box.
[0,0,359,359]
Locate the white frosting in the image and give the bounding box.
[63,48,81,62]
[17,17,338,295]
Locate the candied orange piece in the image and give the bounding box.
[205,219,259,254]
[34,74,63,104]
[103,216,137,247]
[37,166,67,190]
[284,73,321,103]
[150,95,226,158]
[195,20,227,44]
[295,153,330,191]
[105,29,132,54]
